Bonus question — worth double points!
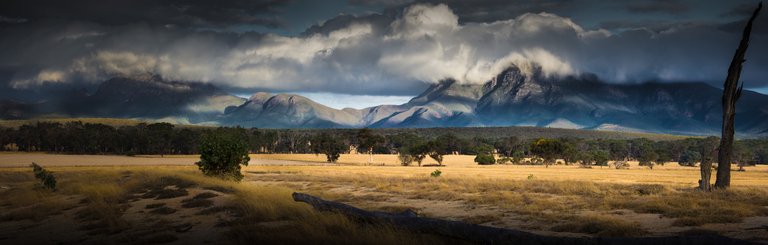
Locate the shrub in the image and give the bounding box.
[511,150,525,164]
[497,157,512,164]
[430,169,442,178]
[613,161,630,169]
[196,131,250,181]
[474,153,496,165]
[638,161,655,169]
[30,162,56,191]
[398,153,414,166]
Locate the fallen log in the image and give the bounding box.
[293,192,756,245]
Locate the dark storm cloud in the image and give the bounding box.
[626,0,690,15]
[721,3,758,17]
[0,0,289,28]
[412,0,575,23]
[1,0,768,100]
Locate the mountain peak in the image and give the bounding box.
[249,92,273,103]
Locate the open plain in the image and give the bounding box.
[1,153,768,244]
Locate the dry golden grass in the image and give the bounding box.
[2,153,768,240]
[0,165,452,244]
[249,154,768,188]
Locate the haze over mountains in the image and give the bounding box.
[2,64,768,136]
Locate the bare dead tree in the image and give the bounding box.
[715,2,762,189]
[293,192,751,244]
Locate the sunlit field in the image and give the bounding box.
[2,153,768,243]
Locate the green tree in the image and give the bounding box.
[530,138,565,168]
[196,130,250,181]
[355,128,384,164]
[678,150,701,167]
[637,144,658,170]
[311,133,346,163]
[426,140,446,166]
[592,150,610,167]
[406,143,429,167]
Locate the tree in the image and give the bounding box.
[311,133,346,163]
[697,137,719,191]
[577,151,594,168]
[196,130,250,181]
[407,143,429,167]
[559,138,580,165]
[146,123,174,156]
[592,150,609,168]
[678,150,701,167]
[716,2,762,189]
[733,141,754,171]
[637,144,658,170]
[355,129,384,164]
[530,138,564,168]
[495,136,521,157]
[426,140,446,166]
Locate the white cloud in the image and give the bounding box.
[11,70,68,89]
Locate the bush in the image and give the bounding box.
[31,162,56,191]
[497,157,512,164]
[614,161,630,169]
[398,153,414,166]
[474,153,496,165]
[511,150,525,164]
[430,169,442,178]
[196,131,250,181]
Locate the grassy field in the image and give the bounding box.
[2,153,768,243]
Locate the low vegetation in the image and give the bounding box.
[196,129,250,181]
[30,162,56,191]
[2,122,767,169]
[0,167,448,244]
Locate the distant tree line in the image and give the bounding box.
[1,122,766,166]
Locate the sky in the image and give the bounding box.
[1,0,767,109]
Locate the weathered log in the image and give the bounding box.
[292,192,756,245]
[716,2,762,189]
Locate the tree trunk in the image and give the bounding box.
[293,192,751,244]
[700,160,712,191]
[715,2,762,189]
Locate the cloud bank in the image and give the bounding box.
[1,2,767,97]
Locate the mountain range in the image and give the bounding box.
[2,65,768,136]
